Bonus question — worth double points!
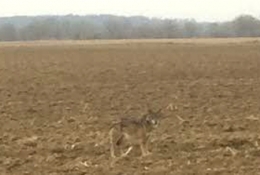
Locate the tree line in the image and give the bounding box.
[0,14,259,41]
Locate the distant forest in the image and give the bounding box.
[0,14,260,41]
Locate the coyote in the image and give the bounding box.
[109,108,163,158]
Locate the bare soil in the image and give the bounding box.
[0,39,260,175]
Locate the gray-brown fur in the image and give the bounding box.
[109,108,163,158]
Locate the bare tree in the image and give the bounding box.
[0,14,259,41]
[0,23,17,41]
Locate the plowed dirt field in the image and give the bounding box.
[0,39,260,175]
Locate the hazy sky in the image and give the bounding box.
[0,0,259,22]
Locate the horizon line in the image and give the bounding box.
[0,13,259,23]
